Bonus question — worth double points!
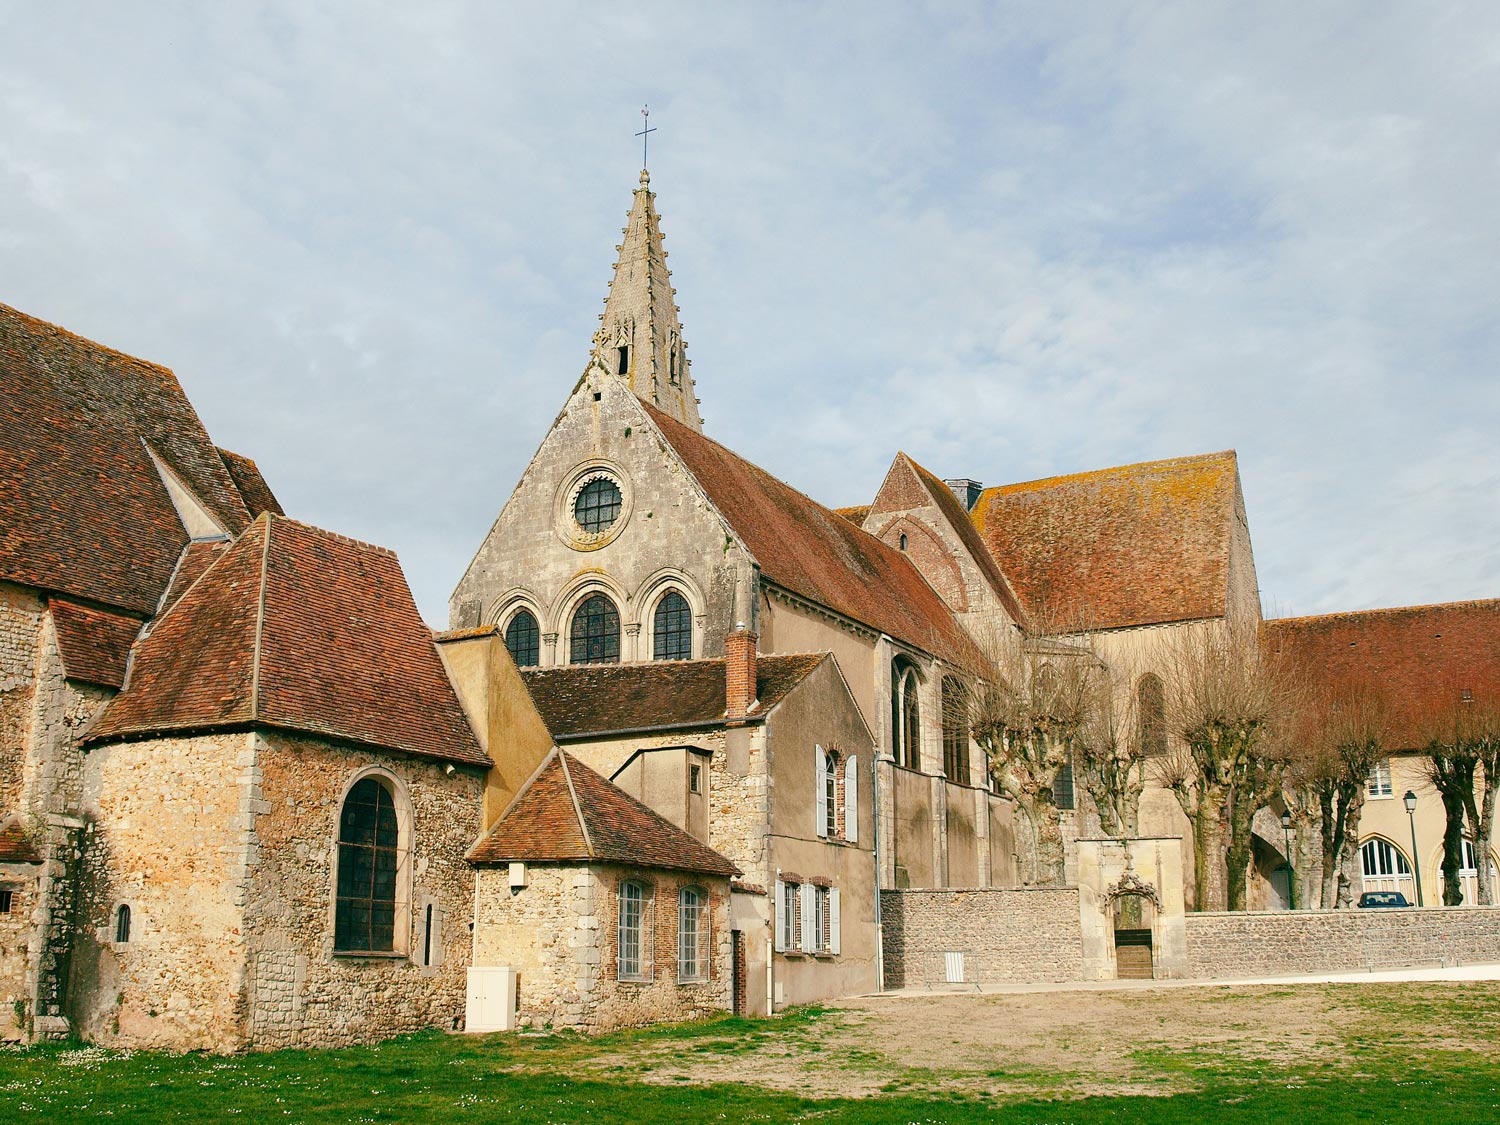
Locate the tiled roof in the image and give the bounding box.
[834,505,871,526]
[0,816,41,864]
[1262,600,1500,751]
[0,302,255,615]
[217,447,283,517]
[642,403,987,670]
[972,451,1239,631]
[519,653,828,739]
[48,598,143,689]
[876,454,1029,627]
[467,750,739,876]
[159,539,231,613]
[87,514,488,766]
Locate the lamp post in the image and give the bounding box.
[1404,790,1424,908]
[1281,808,1295,911]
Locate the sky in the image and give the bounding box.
[2,2,1497,627]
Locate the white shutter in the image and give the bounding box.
[843,756,859,844]
[799,884,814,953]
[829,887,841,954]
[814,745,829,838]
[773,880,786,952]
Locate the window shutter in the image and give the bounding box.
[829,887,841,955]
[814,746,829,838]
[844,756,859,844]
[799,884,814,953]
[773,880,786,952]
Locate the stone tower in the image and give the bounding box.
[592,170,703,431]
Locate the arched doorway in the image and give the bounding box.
[1112,891,1157,980]
[1360,837,1415,900]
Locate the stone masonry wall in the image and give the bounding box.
[71,732,253,1051]
[473,862,732,1033]
[0,583,45,816]
[1185,906,1500,978]
[246,732,484,1049]
[880,888,1083,988]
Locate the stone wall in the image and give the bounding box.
[1185,906,1500,978]
[0,583,45,815]
[0,868,39,1038]
[473,861,732,1033]
[245,732,484,1049]
[880,887,1082,987]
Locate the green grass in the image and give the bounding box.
[3,995,1499,1123]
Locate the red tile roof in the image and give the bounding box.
[48,598,143,689]
[217,447,283,517]
[872,454,1029,627]
[0,816,41,863]
[1262,600,1500,751]
[834,505,871,526]
[519,653,828,739]
[642,403,987,670]
[87,514,488,766]
[972,451,1240,631]
[0,302,257,615]
[159,539,231,613]
[467,750,739,875]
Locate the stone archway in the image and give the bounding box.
[1077,838,1187,981]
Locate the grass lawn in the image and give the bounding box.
[3,984,1498,1123]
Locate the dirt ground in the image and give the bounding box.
[582,981,1500,1100]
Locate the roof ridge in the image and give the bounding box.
[0,301,176,378]
[982,449,1239,497]
[557,751,594,857]
[1266,598,1500,626]
[264,513,399,558]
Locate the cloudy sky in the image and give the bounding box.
[3,3,1497,626]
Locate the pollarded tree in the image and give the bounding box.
[1426,688,1500,906]
[1158,626,1296,912]
[1075,658,1149,839]
[971,637,1097,885]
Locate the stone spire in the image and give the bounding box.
[592,169,703,431]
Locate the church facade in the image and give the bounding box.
[0,168,1496,1048]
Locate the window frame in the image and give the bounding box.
[503,608,541,667]
[941,676,971,784]
[652,589,693,661]
[331,769,414,958]
[617,879,651,981]
[1366,759,1394,799]
[114,903,132,944]
[677,885,708,982]
[569,592,622,665]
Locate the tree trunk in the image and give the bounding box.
[1333,781,1365,909]
[1029,796,1066,885]
[1475,763,1496,906]
[1440,786,1467,906]
[1317,786,1338,909]
[1190,791,1228,911]
[1224,789,1257,912]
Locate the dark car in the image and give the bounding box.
[1357,890,1411,908]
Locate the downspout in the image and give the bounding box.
[872,754,884,992]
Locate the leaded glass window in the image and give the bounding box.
[574,477,622,533]
[941,677,970,784]
[504,609,540,667]
[335,777,399,952]
[653,591,692,660]
[570,594,620,664]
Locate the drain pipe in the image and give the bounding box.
[872,754,884,992]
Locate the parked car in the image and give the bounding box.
[1357,890,1411,908]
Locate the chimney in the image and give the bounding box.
[943,478,983,511]
[725,624,759,722]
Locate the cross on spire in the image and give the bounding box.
[635,105,657,170]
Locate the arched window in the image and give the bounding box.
[1136,674,1166,757]
[821,748,838,837]
[570,594,621,664]
[336,777,400,952]
[890,660,921,769]
[618,880,648,980]
[504,609,540,667]
[1360,837,1414,897]
[678,886,706,981]
[115,903,131,943]
[652,591,692,661]
[899,533,908,551]
[941,677,970,784]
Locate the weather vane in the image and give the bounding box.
[636,105,657,169]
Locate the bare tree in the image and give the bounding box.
[1287,683,1388,909]
[1074,654,1148,838]
[1425,689,1500,905]
[971,636,1096,885]
[1157,626,1296,912]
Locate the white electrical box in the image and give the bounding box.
[508,862,528,889]
[466,966,518,1032]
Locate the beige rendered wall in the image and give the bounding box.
[244,732,484,1049]
[758,593,878,724]
[72,731,254,1051]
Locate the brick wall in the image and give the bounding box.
[880,887,1082,987]
[1185,906,1500,978]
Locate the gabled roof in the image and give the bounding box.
[87,513,488,766]
[834,505,871,526]
[0,816,41,864]
[641,403,987,670]
[870,453,1029,627]
[519,653,828,740]
[0,302,257,615]
[1262,600,1500,751]
[217,447,283,517]
[972,451,1240,631]
[158,539,232,614]
[467,749,739,876]
[48,598,143,689]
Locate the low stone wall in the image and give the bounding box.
[1185,906,1500,978]
[880,888,1082,988]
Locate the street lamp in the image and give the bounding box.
[1404,790,1424,908]
[1281,808,1295,910]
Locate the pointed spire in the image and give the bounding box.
[592,170,703,431]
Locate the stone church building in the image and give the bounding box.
[1,169,1496,1049]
